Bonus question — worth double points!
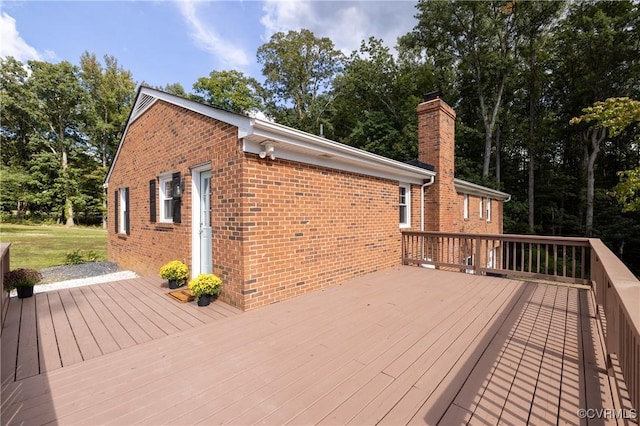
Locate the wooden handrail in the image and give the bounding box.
[401,231,639,412]
[589,238,640,413]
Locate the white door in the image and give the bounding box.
[199,171,212,274]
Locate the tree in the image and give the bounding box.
[0,57,39,167]
[572,97,640,218]
[571,97,640,235]
[554,1,640,236]
[191,70,263,115]
[332,37,435,161]
[80,52,136,227]
[402,0,519,179]
[28,60,90,227]
[257,29,344,133]
[513,0,566,232]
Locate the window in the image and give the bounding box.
[463,194,469,219]
[399,184,411,228]
[486,198,492,222]
[159,174,174,222]
[479,197,484,219]
[115,188,129,235]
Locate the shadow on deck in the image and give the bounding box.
[0,267,625,425]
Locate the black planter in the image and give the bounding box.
[197,294,212,306]
[16,286,34,299]
[168,279,180,289]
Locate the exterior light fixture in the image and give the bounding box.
[259,143,276,160]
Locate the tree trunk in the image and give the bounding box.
[585,128,606,237]
[528,151,535,232]
[102,139,108,229]
[495,125,501,185]
[527,48,537,233]
[62,147,75,227]
[480,75,506,178]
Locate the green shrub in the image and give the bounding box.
[65,249,101,265]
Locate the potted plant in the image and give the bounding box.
[187,273,222,306]
[159,260,189,289]
[4,268,43,299]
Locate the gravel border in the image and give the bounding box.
[8,263,139,297]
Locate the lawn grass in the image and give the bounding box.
[0,223,107,270]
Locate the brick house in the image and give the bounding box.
[105,87,509,310]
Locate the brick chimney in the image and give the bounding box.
[417,93,458,232]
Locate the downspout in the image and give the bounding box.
[420,175,436,267]
[421,175,435,232]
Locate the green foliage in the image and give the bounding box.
[191,70,263,114]
[3,268,43,290]
[159,260,189,282]
[1,53,135,226]
[613,167,640,213]
[188,273,222,298]
[570,98,640,138]
[257,29,344,133]
[64,249,99,265]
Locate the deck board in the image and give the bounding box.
[15,296,39,381]
[35,293,62,373]
[0,267,623,426]
[0,275,240,392]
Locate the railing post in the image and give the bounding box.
[1,243,11,330]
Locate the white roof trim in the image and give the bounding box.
[106,86,436,185]
[455,178,510,201]
[243,119,435,184]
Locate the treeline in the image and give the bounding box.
[1,0,639,271]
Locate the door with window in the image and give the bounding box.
[199,171,212,274]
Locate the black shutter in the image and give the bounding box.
[149,180,156,223]
[172,172,181,224]
[124,188,130,234]
[114,190,119,233]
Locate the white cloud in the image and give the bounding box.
[177,0,250,68]
[0,12,43,61]
[260,0,418,55]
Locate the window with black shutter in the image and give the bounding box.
[114,190,119,233]
[172,172,181,224]
[149,179,156,223]
[124,188,130,234]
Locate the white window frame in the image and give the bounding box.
[399,183,411,228]
[479,197,484,219]
[486,198,492,222]
[119,188,127,234]
[159,173,174,223]
[463,194,469,220]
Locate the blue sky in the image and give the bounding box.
[1,0,418,91]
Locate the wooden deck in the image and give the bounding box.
[0,267,623,425]
[0,276,241,383]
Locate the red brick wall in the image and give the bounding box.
[458,194,503,235]
[240,156,405,310]
[107,100,245,307]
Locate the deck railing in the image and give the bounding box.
[402,231,639,412]
[402,231,591,284]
